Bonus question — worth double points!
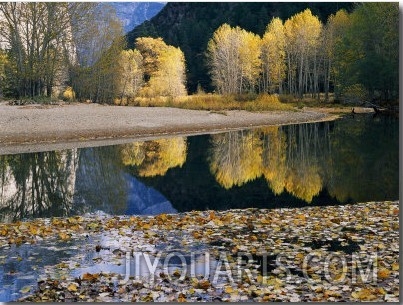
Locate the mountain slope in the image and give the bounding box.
[127,2,355,92]
[111,2,166,33]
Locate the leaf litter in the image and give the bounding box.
[0,200,398,302]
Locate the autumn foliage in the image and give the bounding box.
[206,4,398,103]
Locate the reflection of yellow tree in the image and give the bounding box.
[282,123,324,202]
[206,123,330,202]
[261,126,287,195]
[121,142,145,166]
[284,165,322,202]
[121,137,187,177]
[261,123,325,202]
[209,130,262,189]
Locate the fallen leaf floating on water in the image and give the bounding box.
[81,273,100,282]
[193,279,211,290]
[177,293,187,302]
[19,286,32,294]
[67,282,79,292]
[58,232,70,241]
[351,288,379,301]
[391,262,399,271]
[377,268,391,279]
[6,200,399,302]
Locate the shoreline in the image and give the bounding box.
[0,102,360,155]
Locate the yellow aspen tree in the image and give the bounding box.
[117,49,144,102]
[135,37,168,82]
[207,23,261,95]
[284,9,322,97]
[207,24,241,94]
[147,45,187,97]
[261,17,286,94]
[135,37,186,97]
[238,29,261,93]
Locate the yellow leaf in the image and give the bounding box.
[391,262,399,271]
[173,269,181,278]
[156,213,168,222]
[28,225,38,235]
[213,219,224,226]
[141,223,151,230]
[196,279,210,290]
[225,286,234,294]
[0,228,8,236]
[67,217,78,224]
[351,288,377,301]
[262,295,273,301]
[82,273,99,282]
[260,218,271,224]
[59,232,71,241]
[67,283,78,292]
[177,293,187,302]
[377,268,391,279]
[296,214,306,221]
[20,286,31,294]
[192,231,202,239]
[324,290,341,298]
[56,262,69,269]
[249,235,258,241]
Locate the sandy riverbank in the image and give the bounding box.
[0,101,357,155]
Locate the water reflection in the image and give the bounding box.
[0,151,78,222]
[0,115,399,221]
[209,130,262,189]
[138,115,398,211]
[208,123,329,202]
[73,146,177,216]
[120,137,187,177]
[324,115,399,202]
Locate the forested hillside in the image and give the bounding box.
[127,2,355,93]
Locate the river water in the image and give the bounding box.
[0,113,399,301]
[0,113,398,222]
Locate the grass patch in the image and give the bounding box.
[117,93,295,112]
[114,92,355,112]
[278,93,344,108]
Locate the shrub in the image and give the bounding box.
[62,86,75,101]
[339,84,368,104]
